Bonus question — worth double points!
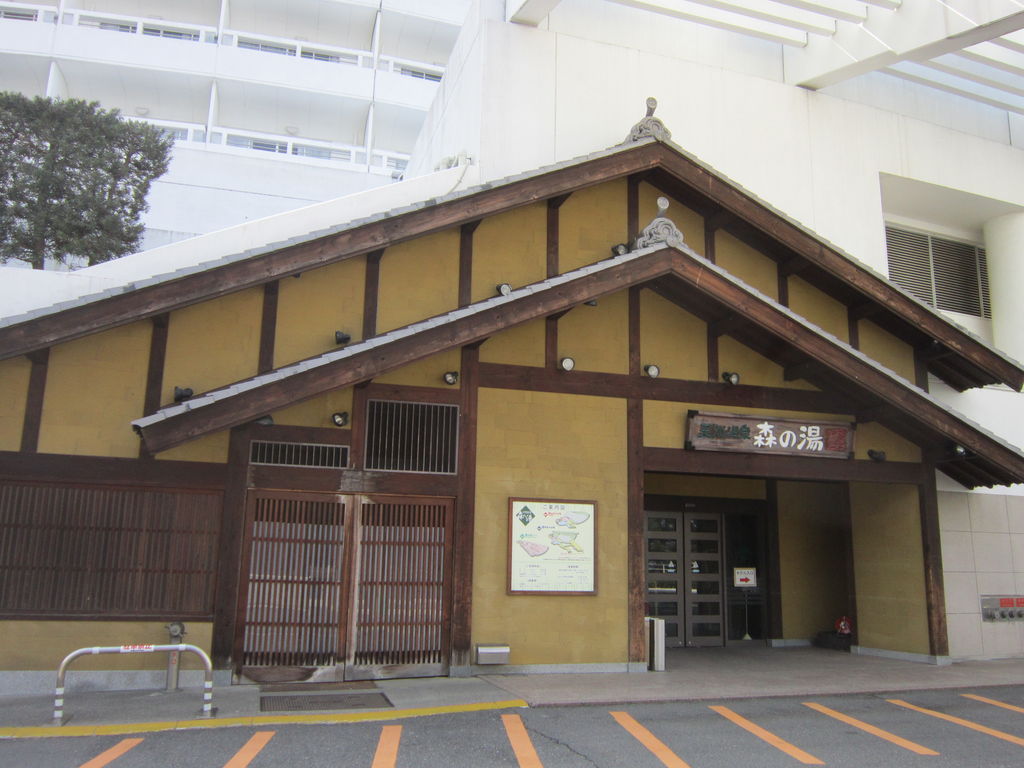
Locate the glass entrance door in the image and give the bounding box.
[682,512,724,646]
[645,509,725,647]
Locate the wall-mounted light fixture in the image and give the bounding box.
[255,415,274,426]
[443,371,459,385]
[951,444,968,458]
[559,357,576,372]
[496,283,512,296]
[584,299,598,306]
[331,411,349,427]
[644,364,661,378]
[721,372,740,386]
[867,449,887,462]
[173,386,193,403]
[610,243,629,256]
[335,331,352,345]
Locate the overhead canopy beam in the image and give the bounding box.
[605,0,809,46]
[506,0,563,24]
[784,5,1024,90]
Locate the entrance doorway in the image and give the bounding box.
[645,498,768,647]
[234,491,454,680]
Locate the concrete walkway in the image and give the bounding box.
[5,646,1024,737]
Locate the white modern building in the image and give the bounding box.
[0,0,470,248]
[2,0,1024,663]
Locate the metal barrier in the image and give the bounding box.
[53,643,215,725]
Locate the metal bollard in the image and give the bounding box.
[165,621,186,691]
[53,643,215,725]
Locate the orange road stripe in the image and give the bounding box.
[79,737,144,768]
[888,699,1024,747]
[610,711,693,768]
[502,713,543,768]
[803,702,938,756]
[709,705,824,765]
[372,725,403,768]
[223,730,275,768]
[962,693,1024,714]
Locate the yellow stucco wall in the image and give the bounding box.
[558,290,629,374]
[377,230,459,333]
[374,349,463,388]
[474,389,628,664]
[472,203,547,302]
[272,388,355,429]
[0,621,213,670]
[787,276,849,343]
[639,291,707,381]
[163,288,262,405]
[718,336,788,388]
[849,482,930,654]
[155,432,229,463]
[274,257,366,367]
[776,482,851,640]
[638,183,705,254]
[37,323,150,457]
[645,473,766,499]
[715,232,778,300]
[854,422,921,463]
[0,356,31,451]
[558,180,628,272]
[857,320,916,383]
[479,318,546,367]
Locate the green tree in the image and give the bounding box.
[0,92,172,270]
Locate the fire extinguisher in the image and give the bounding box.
[835,615,852,636]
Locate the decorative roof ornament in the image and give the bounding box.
[634,197,685,250]
[624,97,672,143]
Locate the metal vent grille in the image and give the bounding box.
[365,400,458,474]
[250,441,348,468]
[885,226,991,319]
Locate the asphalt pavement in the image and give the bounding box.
[5,645,1024,739]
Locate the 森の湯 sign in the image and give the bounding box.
[686,410,854,459]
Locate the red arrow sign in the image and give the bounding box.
[739,577,751,583]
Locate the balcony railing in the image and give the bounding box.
[0,4,445,84]
[134,118,409,176]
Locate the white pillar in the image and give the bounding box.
[984,211,1024,363]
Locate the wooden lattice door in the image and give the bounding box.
[236,491,453,679]
[237,491,350,668]
[346,495,454,680]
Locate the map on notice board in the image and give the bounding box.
[508,498,596,595]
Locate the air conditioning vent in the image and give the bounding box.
[365,400,458,474]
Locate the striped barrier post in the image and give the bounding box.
[53,643,215,725]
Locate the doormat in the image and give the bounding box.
[259,692,392,712]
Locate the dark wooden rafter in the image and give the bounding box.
[783,359,820,383]
[479,363,850,413]
[258,282,279,374]
[140,314,169,459]
[134,245,1024,487]
[1,140,1018,393]
[211,426,250,667]
[362,250,383,340]
[452,344,480,668]
[136,251,679,454]
[648,145,1023,391]
[918,466,948,656]
[646,446,928,484]
[20,348,48,453]
[0,449,226,489]
[458,221,479,308]
[626,284,645,663]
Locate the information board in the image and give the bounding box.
[508,498,596,595]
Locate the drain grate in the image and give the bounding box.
[259,692,392,712]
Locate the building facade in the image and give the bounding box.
[0,0,468,251]
[2,121,1024,689]
[2,0,1024,689]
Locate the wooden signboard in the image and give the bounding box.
[508,498,596,595]
[686,410,854,459]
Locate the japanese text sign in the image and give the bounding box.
[686,410,854,459]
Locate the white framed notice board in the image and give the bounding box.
[507,498,597,595]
